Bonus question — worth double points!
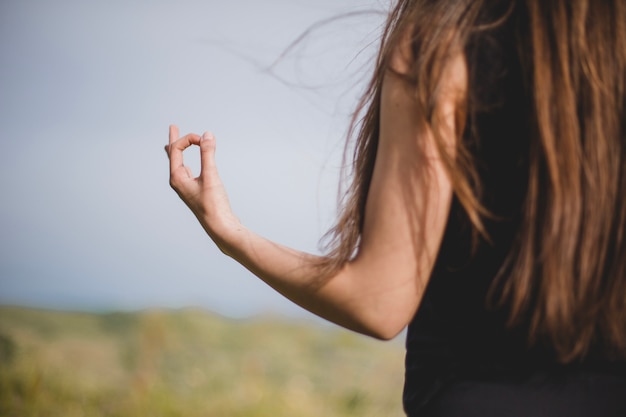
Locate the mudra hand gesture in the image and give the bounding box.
[165,125,240,254]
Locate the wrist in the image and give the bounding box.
[199,210,246,257]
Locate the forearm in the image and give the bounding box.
[213,221,399,339]
[164,129,397,337]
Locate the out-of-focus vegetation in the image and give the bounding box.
[0,305,405,417]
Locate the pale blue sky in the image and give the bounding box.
[0,0,388,319]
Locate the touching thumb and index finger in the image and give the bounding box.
[165,126,220,188]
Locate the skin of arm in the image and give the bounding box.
[166,50,466,340]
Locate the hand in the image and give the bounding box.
[165,125,240,248]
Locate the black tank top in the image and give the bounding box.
[402,4,626,415]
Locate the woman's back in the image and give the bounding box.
[402,0,626,414]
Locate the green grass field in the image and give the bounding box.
[0,306,405,416]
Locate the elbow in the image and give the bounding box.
[349,300,416,341]
[362,318,408,341]
[363,299,416,341]
[370,326,406,341]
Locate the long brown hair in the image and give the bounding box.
[323,0,626,362]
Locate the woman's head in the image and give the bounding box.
[325,0,626,362]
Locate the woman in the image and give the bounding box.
[165,0,626,415]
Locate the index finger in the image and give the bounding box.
[169,125,179,146]
[169,133,201,175]
[167,124,181,171]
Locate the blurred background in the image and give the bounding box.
[0,1,406,416]
[0,0,388,319]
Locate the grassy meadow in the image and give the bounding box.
[0,306,405,416]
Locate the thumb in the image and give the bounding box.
[199,131,218,180]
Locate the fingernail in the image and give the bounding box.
[202,132,214,141]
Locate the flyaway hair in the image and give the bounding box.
[323,0,626,362]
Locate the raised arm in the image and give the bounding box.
[166,53,465,340]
